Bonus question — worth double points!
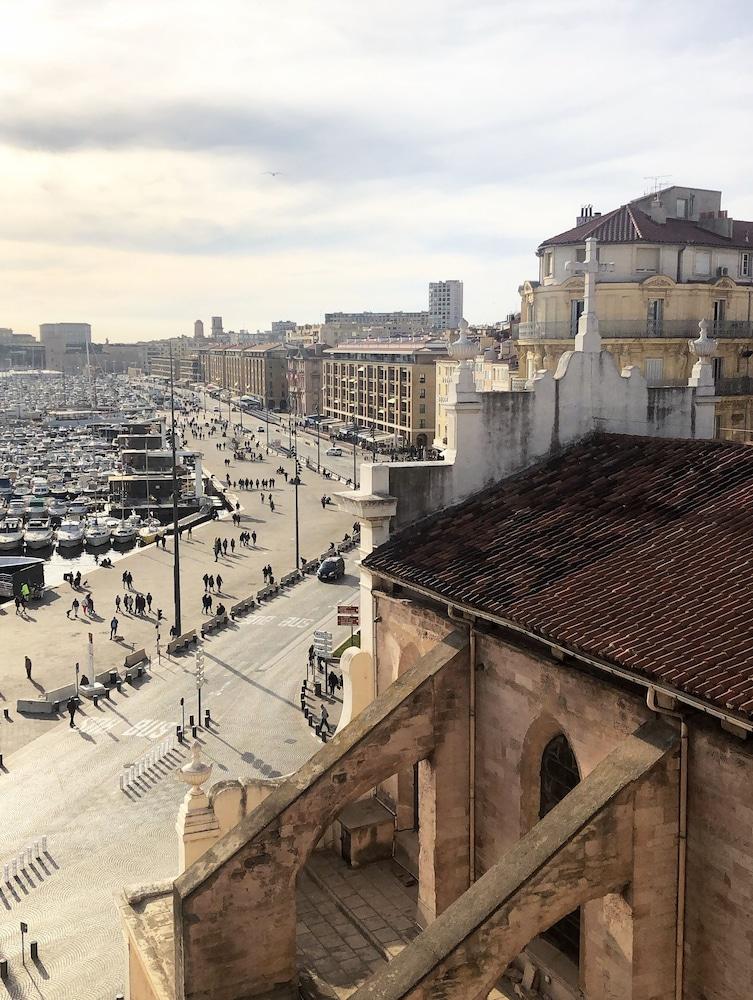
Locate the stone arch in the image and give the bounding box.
[519,711,581,837]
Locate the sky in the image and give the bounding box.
[2,0,753,342]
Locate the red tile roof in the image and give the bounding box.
[363,435,753,719]
[540,204,753,251]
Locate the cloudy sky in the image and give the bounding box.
[2,0,753,342]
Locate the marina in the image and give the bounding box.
[0,371,207,588]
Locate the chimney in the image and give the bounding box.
[576,204,597,227]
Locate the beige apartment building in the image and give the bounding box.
[286,346,323,416]
[198,343,288,410]
[322,340,447,449]
[518,185,753,439]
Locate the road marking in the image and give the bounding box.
[79,718,117,736]
[121,718,171,740]
[278,616,315,629]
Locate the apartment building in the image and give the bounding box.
[519,185,753,438]
[429,280,463,330]
[287,346,323,416]
[321,340,447,449]
[197,343,288,410]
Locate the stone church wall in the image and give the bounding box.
[373,593,753,1000]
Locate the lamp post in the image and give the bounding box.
[180,696,185,737]
[315,402,321,473]
[292,457,301,571]
[169,344,182,636]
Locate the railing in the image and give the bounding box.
[518,320,753,341]
[717,376,753,396]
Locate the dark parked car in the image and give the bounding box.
[317,555,345,582]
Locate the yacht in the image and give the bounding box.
[85,516,112,546]
[0,476,13,500]
[56,516,85,548]
[24,514,54,549]
[49,497,69,519]
[138,516,163,544]
[112,519,137,544]
[68,495,90,516]
[0,516,24,550]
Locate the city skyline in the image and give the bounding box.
[2,0,753,342]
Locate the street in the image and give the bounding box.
[0,564,359,1000]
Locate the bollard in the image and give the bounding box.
[189,715,195,728]
[30,941,38,961]
[3,708,10,720]
[119,775,125,791]
[204,709,211,726]
[105,688,112,701]
[41,836,47,852]
[0,958,7,980]
[177,725,184,744]
[191,725,198,738]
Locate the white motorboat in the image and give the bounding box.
[0,516,24,549]
[57,516,85,547]
[85,516,112,547]
[49,498,69,519]
[112,519,137,544]
[68,495,90,516]
[24,515,54,549]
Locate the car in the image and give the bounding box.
[317,555,345,582]
[326,447,343,457]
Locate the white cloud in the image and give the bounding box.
[1,0,753,339]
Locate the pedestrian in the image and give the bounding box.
[67,695,78,728]
[74,570,81,588]
[261,492,265,504]
[122,570,128,589]
[203,572,209,591]
[110,616,119,639]
[115,594,121,612]
[328,669,338,697]
[252,530,257,546]
[206,593,213,613]
[146,591,153,612]
[162,535,167,550]
[68,597,79,619]
[208,574,214,591]
[187,525,193,539]
[321,496,326,509]
[256,478,260,489]
[230,538,235,554]
[88,595,95,615]
[222,539,228,554]
[15,595,22,615]
[216,574,223,592]
[25,656,32,680]
[235,501,240,512]
[308,643,315,664]
[155,633,161,663]
[269,499,275,513]
[263,565,268,582]
[318,704,331,736]
[127,570,133,590]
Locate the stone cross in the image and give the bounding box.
[565,237,614,353]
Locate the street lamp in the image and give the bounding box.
[292,457,301,571]
[169,343,182,636]
[180,696,185,736]
[315,402,321,474]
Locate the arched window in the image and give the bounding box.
[539,734,581,965]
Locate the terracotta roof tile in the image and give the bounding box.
[363,434,753,720]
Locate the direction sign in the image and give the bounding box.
[337,605,359,616]
[337,615,359,626]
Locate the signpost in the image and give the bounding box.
[337,604,360,647]
[313,629,332,663]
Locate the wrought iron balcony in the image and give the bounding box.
[717,376,753,396]
[517,320,753,341]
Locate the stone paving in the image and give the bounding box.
[0,420,355,758]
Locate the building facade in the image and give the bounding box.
[321,341,447,449]
[286,347,322,417]
[518,185,753,439]
[429,280,463,330]
[39,322,92,372]
[198,344,288,409]
[0,328,46,369]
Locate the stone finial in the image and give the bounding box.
[448,319,476,364]
[689,318,718,360]
[179,742,213,797]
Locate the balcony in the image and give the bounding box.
[517,320,753,341]
[717,376,753,396]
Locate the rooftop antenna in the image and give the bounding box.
[643,175,671,199]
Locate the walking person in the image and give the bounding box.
[203,572,209,591]
[15,595,22,615]
[252,530,257,546]
[67,695,78,728]
[146,591,153,612]
[328,669,338,697]
[68,597,80,619]
[318,704,331,737]
[216,573,223,593]
[230,538,235,554]
[110,616,119,640]
[222,539,228,555]
[25,656,32,680]
[122,570,128,589]
[208,574,215,592]
[115,594,121,613]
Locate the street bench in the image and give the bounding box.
[16,698,56,716]
[124,649,149,680]
[201,613,229,638]
[280,571,302,587]
[167,628,198,656]
[230,596,256,619]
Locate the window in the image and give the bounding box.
[419,388,426,398]
[741,252,752,278]
[645,358,664,385]
[636,247,660,273]
[570,299,584,336]
[647,298,664,335]
[419,404,426,414]
[695,251,711,276]
[713,299,726,328]
[676,197,688,218]
[575,247,586,263]
[543,251,554,277]
[713,357,724,383]
[540,735,581,965]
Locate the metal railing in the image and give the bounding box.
[517,320,753,341]
[717,376,753,396]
